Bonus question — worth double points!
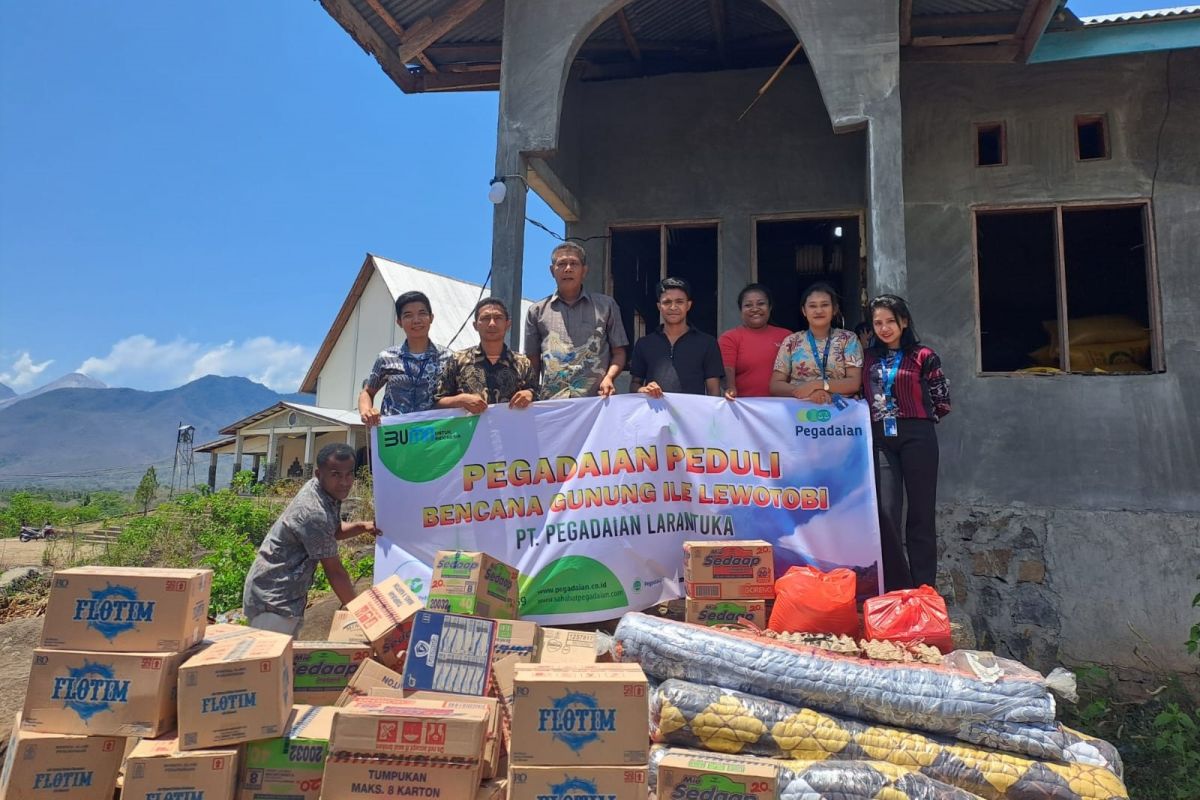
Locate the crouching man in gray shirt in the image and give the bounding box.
[242,443,380,636]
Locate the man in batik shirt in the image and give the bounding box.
[435,297,538,412]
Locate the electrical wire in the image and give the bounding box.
[1149,50,1174,202]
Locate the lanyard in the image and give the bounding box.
[401,345,438,384]
[881,351,902,410]
[805,330,832,380]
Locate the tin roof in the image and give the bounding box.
[1080,5,1200,25]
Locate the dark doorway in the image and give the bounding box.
[755,217,863,332]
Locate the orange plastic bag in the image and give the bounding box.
[767,566,859,636]
[863,585,953,653]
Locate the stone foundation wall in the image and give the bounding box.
[936,504,1200,686]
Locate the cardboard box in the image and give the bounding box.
[345,576,421,663]
[238,705,336,800]
[508,765,648,800]
[684,598,767,627]
[335,658,405,707]
[477,778,508,799]
[428,550,520,619]
[392,691,501,780]
[655,752,778,800]
[123,737,238,800]
[203,623,257,644]
[493,619,539,663]
[177,629,292,750]
[327,609,368,643]
[490,653,519,751]
[322,697,488,799]
[683,540,775,599]
[402,610,497,696]
[1,713,123,800]
[509,663,648,766]
[40,566,211,653]
[292,640,372,705]
[22,648,187,737]
[535,628,597,664]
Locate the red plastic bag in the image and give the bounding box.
[767,566,859,636]
[863,585,953,653]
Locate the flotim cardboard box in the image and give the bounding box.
[682,540,775,599]
[326,609,368,643]
[508,765,648,800]
[335,658,405,707]
[1,713,123,800]
[509,663,648,766]
[123,737,238,800]
[292,641,371,705]
[494,619,539,663]
[428,550,520,619]
[402,610,497,696]
[203,622,257,644]
[40,566,211,653]
[177,629,292,750]
[655,752,778,800]
[684,598,767,628]
[381,691,502,780]
[22,648,187,737]
[321,697,488,799]
[345,576,422,666]
[239,705,336,800]
[536,627,597,664]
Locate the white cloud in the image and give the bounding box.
[0,351,55,391]
[79,334,313,392]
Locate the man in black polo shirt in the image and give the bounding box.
[630,277,729,398]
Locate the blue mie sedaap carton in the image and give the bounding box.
[402,611,497,696]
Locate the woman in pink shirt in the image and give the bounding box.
[718,284,792,398]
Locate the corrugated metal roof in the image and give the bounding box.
[1080,5,1200,25]
[912,0,1028,16]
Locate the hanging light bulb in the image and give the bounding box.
[488,178,507,204]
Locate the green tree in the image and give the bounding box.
[134,467,159,514]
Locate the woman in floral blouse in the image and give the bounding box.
[862,294,951,592]
[769,282,863,404]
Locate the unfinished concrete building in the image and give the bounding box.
[318,0,1200,681]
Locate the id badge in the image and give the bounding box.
[883,416,898,438]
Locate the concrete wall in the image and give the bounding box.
[557,64,867,330]
[902,51,1200,676]
[315,269,399,411]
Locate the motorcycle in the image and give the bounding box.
[19,525,56,542]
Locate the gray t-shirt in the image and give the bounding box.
[242,478,341,619]
[524,290,629,398]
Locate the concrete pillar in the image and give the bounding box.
[304,428,315,478]
[251,454,261,483]
[266,429,278,483]
[232,434,244,477]
[207,452,218,491]
[490,154,528,349]
[346,428,356,446]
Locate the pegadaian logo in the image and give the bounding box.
[539,776,616,800]
[537,691,617,752]
[50,661,131,721]
[72,584,156,641]
[796,408,832,423]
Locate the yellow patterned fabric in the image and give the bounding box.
[651,680,1127,800]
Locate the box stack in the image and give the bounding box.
[682,540,774,628]
[428,550,521,619]
[508,663,649,800]
[239,705,336,800]
[5,566,216,799]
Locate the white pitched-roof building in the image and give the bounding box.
[197,253,533,486]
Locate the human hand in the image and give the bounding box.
[598,376,617,397]
[360,408,382,426]
[509,389,534,409]
[724,388,736,401]
[459,394,488,414]
[638,382,664,398]
[809,389,832,405]
[360,520,382,537]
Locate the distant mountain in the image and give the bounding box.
[0,372,107,411]
[0,375,315,488]
[0,383,14,400]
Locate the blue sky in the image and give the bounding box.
[0,0,1176,393]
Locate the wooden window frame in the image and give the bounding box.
[974,121,1008,168]
[971,198,1163,377]
[1074,113,1111,162]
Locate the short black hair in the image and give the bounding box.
[657,277,691,300]
[737,283,772,308]
[473,296,509,320]
[395,291,431,320]
[854,321,872,336]
[316,443,356,468]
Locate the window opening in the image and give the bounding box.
[610,222,720,340]
[975,122,1006,167]
[755,217,862,332]
[1076,115,1109,161]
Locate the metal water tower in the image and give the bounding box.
[170,423,196,497]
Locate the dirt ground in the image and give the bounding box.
[0,616,43,744]
[0,538,49,569]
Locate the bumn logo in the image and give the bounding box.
[72,584,156,641]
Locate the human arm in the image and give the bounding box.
[357,387,381,426]
[922,350,952,420]
[433,356,488,413]
[769,369,820,399]
[337,520,380,540]
[717,331,738,398]
[704,377,723,397]
[320,556,357,607]
[523,306,542,383]
[598,346,626,397]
